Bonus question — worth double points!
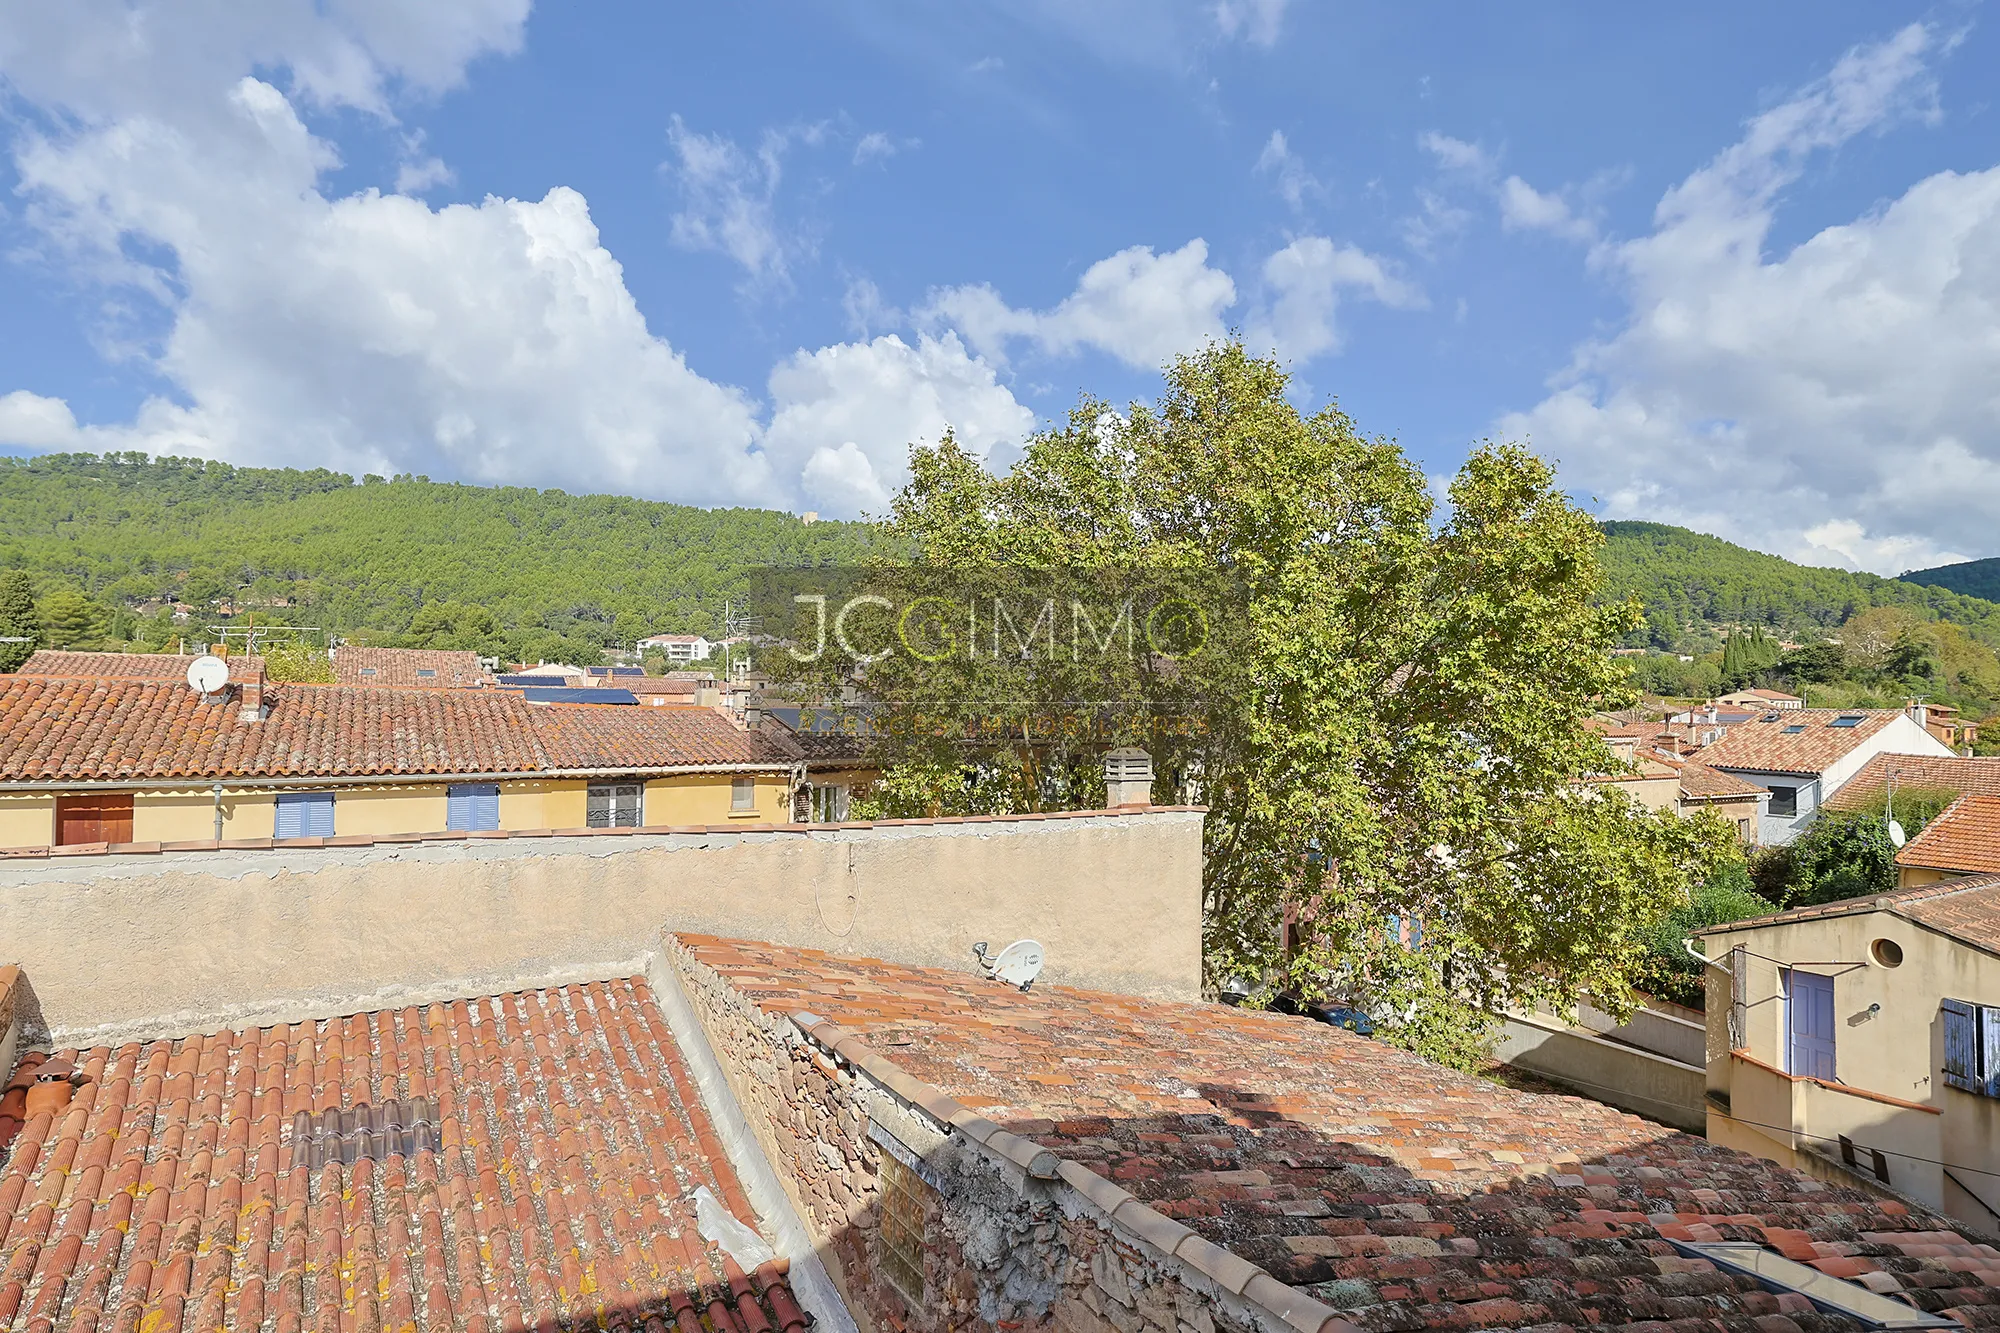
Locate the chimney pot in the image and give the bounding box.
[1104,746,1153,808]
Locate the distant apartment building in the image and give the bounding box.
[1690,707,1953,845]
[640,633,715,662]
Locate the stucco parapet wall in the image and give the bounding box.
[0,804,1207,866]
[780,1004,1360,1333]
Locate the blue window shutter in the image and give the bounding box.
[1786,970,1836,1081]
[448,784,500,831]
[275,791,334,839]
[1944,1000,1977,1090]
[1982,1007,2000,1098]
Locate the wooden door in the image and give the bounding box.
[56,793,134,846]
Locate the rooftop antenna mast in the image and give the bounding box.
[720,596,761,683]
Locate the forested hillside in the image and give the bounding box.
[1598,521,2000,649]
[0,452,880,664]
[1902,556,2000,604]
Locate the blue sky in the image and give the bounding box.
[1,3,1996,573]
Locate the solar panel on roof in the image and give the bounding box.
[520,687,638,705]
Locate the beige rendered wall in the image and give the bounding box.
[133,789,277,842]
[1704,910,2000,1226]
[0,808,1204,1046]
[0,795,53,850]
[644,773,790,825]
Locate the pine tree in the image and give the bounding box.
[0,570,39,671]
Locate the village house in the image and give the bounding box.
[0,654,803,850]
[1688,706,1952,845]
[1716,687,1805,711]
[1895,794,2000,888]
[1698,873,2000,1233]
[1825,753,2000,817]
[329,644,496,688]
[642,632,716,662]
[1912,701,1982,752]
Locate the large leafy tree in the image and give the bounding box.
[797,343,1732,1063]
[0,570,38,670]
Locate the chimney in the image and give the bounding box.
[1907,700,1929,729]
[237,664,268,722]
[743,700,763,729]
[1104,746,1153,808]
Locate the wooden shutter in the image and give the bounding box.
[1982,1006,2000,1098]
[274,792,335,839]
[1944,999,1979,1091]
[56,793,133,846]
[448,784,500,832]
[1786,970,1837,1081]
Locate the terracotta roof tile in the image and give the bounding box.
[0,979,804,1333]
[529,706,801,769]
[1693,709,1918,775]
[1827,753,2000,813]
[18,651,267,680]
[1897,794,2000,876]
[1672,760,1768,801]
[331,646,495,689]
[0,676,797,781]
[678,933,2000,1329]
[1695,870,2000,948]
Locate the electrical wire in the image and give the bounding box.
[1499,1064,2000,1185]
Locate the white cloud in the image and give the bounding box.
[1418,131,1494,177]
[394,154,454,194]
[1255,131,1321,211]
[1497,175,1596,243]
[1211,0,1290,47]
[853,132,896,165]
[923,240,1238,370]
[1248,237,1425,363]
[0,10,1041,518]
[766,332,1036,515]
[1501,23,2000,573]
[663,117,811,285]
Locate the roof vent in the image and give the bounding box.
[290,1098,440,1171]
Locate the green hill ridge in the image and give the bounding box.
[1901,556,2000,605]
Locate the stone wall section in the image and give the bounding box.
[665,936,1354,1333]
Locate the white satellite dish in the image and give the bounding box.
[1888,819,1908,849]
[990,940,1045,991]
[186,655,231,696]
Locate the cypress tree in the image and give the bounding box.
[0,570,38,671]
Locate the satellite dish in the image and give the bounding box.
[1888,819,1908,848]
[990,940,1045,991]
[186,655,231,695]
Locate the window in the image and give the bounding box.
[1870,938,1904,968]
[1782,724,1807,734]
[1829,714,1865,728]
[1737,819,1753,840]
[809,783,849,823]
[446,784,501,831]
[1767,786,1798,817]
[56,793,133,846]
[1666,1241,1955,1328]
[876,1150,933,1304]
[1785,969,1836,1080]
[359,667,378,677]
[731,778,755,813]
[274,791,335,838]
[416,668,437,679]
[587,782,643,829]
[1942,1000,2000,1096]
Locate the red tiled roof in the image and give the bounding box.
[678,935,1997,1329]
[529,706,801,770]
[1693,709,1916,776]
[0,978,807,1333]
[0,675,798,782]
[625,677,703,696]
[332,646,494,689]
[18,651,267,680]
[1696,871,2000,951]
[1656,754,1767,801]
[1897,794,2000,876]
[1826,753,2000,812]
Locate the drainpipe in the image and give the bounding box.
[212,782,225,842]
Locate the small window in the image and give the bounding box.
[809,783,849,823]
[274,791,335,839]
[1870,938,1903,968]
[447,784,500,831]
[416,668,437,679]
[587,782,643,829]
[1767,786,1798,817]
[1782,724,1807,734]
[359,667,378,677]
[731,778,755,812]
[1829,715,1865,728]
[876,1150,933,1305]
